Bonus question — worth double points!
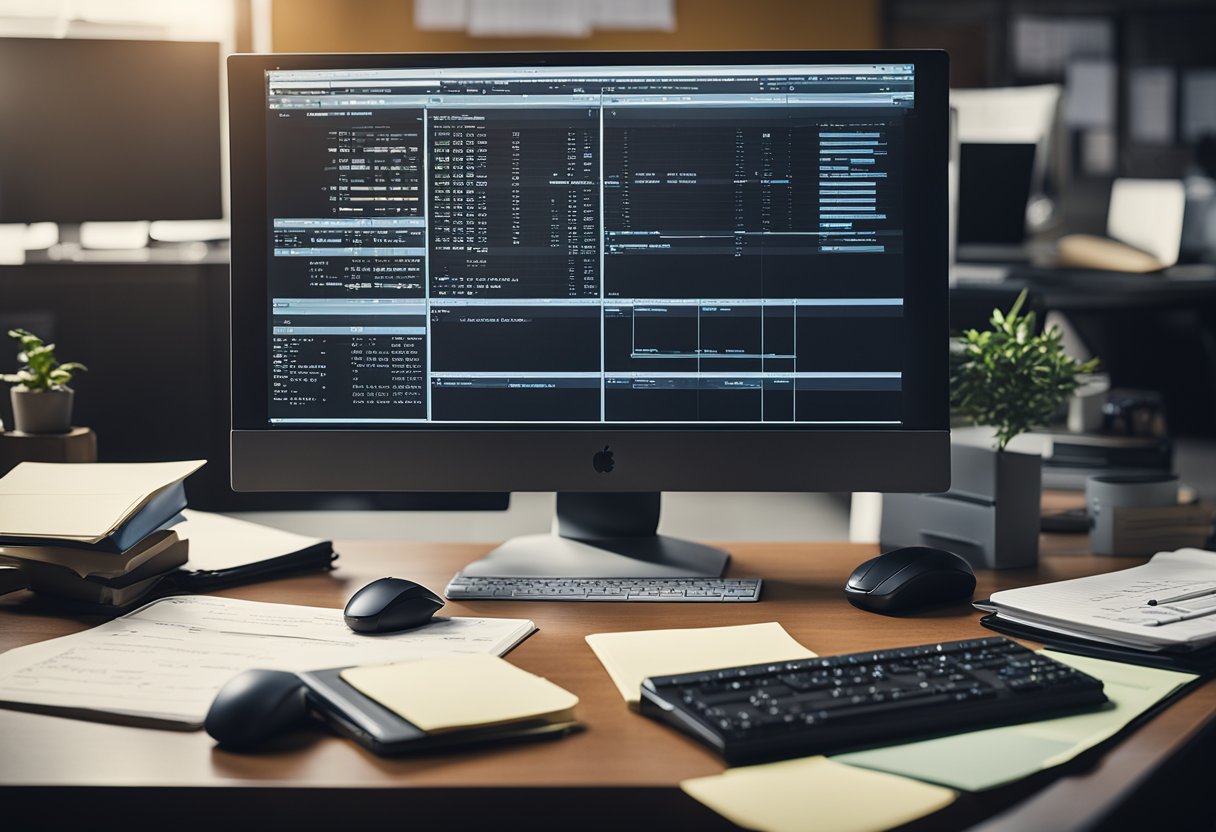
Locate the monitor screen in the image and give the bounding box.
[0,37,223,223]
[229,51,948,494]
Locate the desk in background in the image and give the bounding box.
[1,538,1214,831]
[953,264,1216,437]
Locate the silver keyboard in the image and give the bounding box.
[445,575,762,602]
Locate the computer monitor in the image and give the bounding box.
[228,50,950,579]
[0,37,223,224]
[956,143,1036,246]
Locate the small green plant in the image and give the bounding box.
[1,328,87,392]
[951,291,1098,452]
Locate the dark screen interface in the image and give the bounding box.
[263,63,915,425]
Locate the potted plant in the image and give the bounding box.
[948,290,1098,567]
[2,328,87,434]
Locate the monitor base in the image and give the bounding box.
[460,533,730,579]
[458,492,730,578]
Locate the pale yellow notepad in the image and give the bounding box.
[681,756,955,832]
[341,654,578,733]
[585,622,816,706]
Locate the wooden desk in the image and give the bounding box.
[2,539,1214,831]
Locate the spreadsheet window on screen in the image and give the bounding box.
[262,64,916,427]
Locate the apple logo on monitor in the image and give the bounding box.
[592,445,614,473]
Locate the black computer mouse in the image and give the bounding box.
[204,669,310,750]
[343,577,445,633]
[845,546,976,614]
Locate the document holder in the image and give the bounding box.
[297,668,580,757]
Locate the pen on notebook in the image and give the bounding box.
[1146,587,1216,606]
[1144,605,1216,626]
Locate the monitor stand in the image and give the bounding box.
[458,492,730,578]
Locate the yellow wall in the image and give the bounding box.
[271,0,880,53]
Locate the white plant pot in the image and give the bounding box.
[10,387,74,434]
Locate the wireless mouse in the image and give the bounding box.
[204,669,310,750]
[344,577,445,634]
[845,546,976,614]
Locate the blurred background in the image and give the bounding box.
[1,0,1214,539]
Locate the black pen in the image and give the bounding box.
[1144,606,1216,626]
[1146,587,1216,606]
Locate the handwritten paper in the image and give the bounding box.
[0,596,535,728]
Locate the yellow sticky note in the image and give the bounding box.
[340,654,577,733]
[585,622,816,706]
[682,756,955,832]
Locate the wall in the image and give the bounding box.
[270,0,879,53]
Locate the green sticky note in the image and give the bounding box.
[832,651,1196,791]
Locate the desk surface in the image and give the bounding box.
[2,538,1214,831]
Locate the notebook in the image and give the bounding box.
[976,548,1216,653]
[0,460,203,551]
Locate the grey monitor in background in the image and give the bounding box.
[0,37,223,223]
[227,51,951,580]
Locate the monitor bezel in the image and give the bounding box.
[229,49,949,493]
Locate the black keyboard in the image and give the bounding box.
[639,636,1107,765]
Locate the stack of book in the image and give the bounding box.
[0,457,338,608]
[0,460,203,607]
[0,460,339,611]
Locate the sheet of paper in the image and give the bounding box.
[1065,59,1116,129]
[0,223,24,265]
[681,756,955,832]
[468,0,590,37]
[0,493,143,540]
[0,460,204,541]
[586,622,815,706]
[414,0,468,30]
[984,549,1216,650]
[588,0,674,31]
[1183,70,1216,143]
[342,654,577,733]
[833,651,1196,791]
[0,596,536,728]
[1129,68,1176,145]
[1012,15,1112,77]
[175,509,327,572]
[1108,178,1186,267]
[0,460,204,495]
[1080,128,1117,177]
[951,84,1060,145]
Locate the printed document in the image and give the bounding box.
[0,595,535,728]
